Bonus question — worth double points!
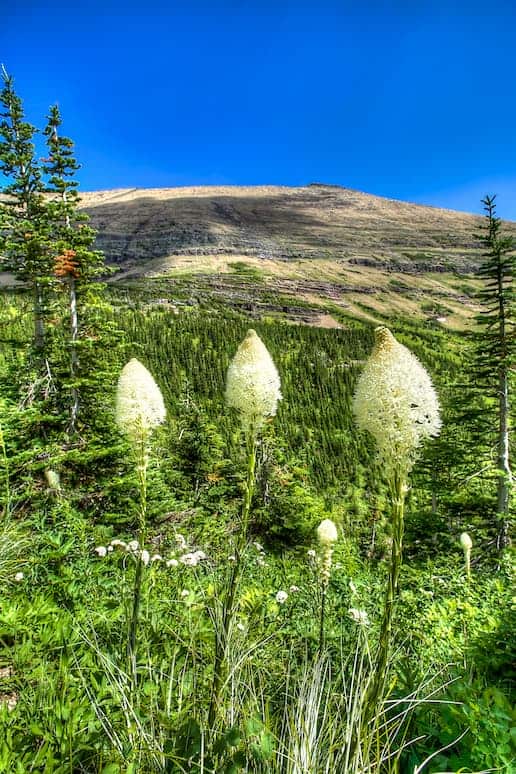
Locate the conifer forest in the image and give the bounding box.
[0,71,514,773]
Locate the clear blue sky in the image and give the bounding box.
[3,0,516,218]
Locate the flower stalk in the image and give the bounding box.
[209,330,281,728]
[115,359,166,685]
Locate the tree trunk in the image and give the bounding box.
[68,276,79,433]
[33,281,45,352]
[497,368,511,549]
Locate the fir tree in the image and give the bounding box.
[43,104,107,432]
[0,67,51,354]
[474,195,514,549]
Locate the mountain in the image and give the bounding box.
[77,183,515,328]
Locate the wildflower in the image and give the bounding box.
[236,622,246,632]
[317,519,338,546]
[14,572,24,582]
[228,554,237,562]
[349,580,358,595]
[317,519,338,587]
[275,590,288,604]
[151,554,162,563]
[44,469,61,491]
[253,541,264,553]
[460,532,473,580]
[166,558,179,568]
[126,540,139,553]
[352,326,441,471]
[110,539,127,550]
[115,358,166,443]
[460,532,472,551]
[175,533,187,550]
[180,589,190,598]
[140,549,150,566]
[225,329,282,431]
[348,608,369,625]
[289,585,300,593]
[107,545,114,552]
[307,549,316,559]
[179,550,206,566]
[94,546,107,557]
[257,556,266,567]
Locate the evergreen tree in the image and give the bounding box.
[474,195,514,549]
[42,104,107,433]
[0,67,51,355]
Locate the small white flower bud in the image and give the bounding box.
[140,549,150,566]
[275,590,288,604]
[14,572,24,582]
[44,469,61,491]
[166,558,179,568]
[348,608,369,625]
[94,546,107,557]
[460,532,472,551]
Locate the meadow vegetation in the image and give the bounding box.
[0,70,514,773]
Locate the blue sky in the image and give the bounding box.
[3,1,516,218]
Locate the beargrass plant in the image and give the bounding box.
[316,518,338,652]
[352,326,441,762]
[115,358,166,683]
[208,329,281,728]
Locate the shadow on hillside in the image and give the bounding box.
[83,191,333,264]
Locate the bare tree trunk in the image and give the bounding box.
[33,281,45,352]
[68,276,79,433]
[497,368,512,549]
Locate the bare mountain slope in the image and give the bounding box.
[77,184,515,328]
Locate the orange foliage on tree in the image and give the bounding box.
[54,249,80,279]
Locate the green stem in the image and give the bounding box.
[0,423,10,520]
[208,427,257,727]
[127,434,148,686]
[361,470,406,746]
[319,585,327,653]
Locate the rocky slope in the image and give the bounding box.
[77,183,515,328]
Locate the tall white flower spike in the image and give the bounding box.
[115,358,166,443]
[225,330,282,431]
[352,326,441,472]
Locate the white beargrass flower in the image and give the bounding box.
[275,590,288,604]
[225,329,282,431]
[166,558,179,568]
[317,519,338,587]
[14,572,24,582]
[94,546,107,557]
[115,358,166,443]
[127,540,139,553]
[110,539,127,550]
[460,532,472,551]
[317,519,338,546]
[140,549,150,566]
[352,327,441,471]
[44,469,61,491]
[348,608,369,625]
[151,554,162,563]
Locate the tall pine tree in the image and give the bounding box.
[43,104,107,433]
[0,67,52,355]
[474,195,514,549]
